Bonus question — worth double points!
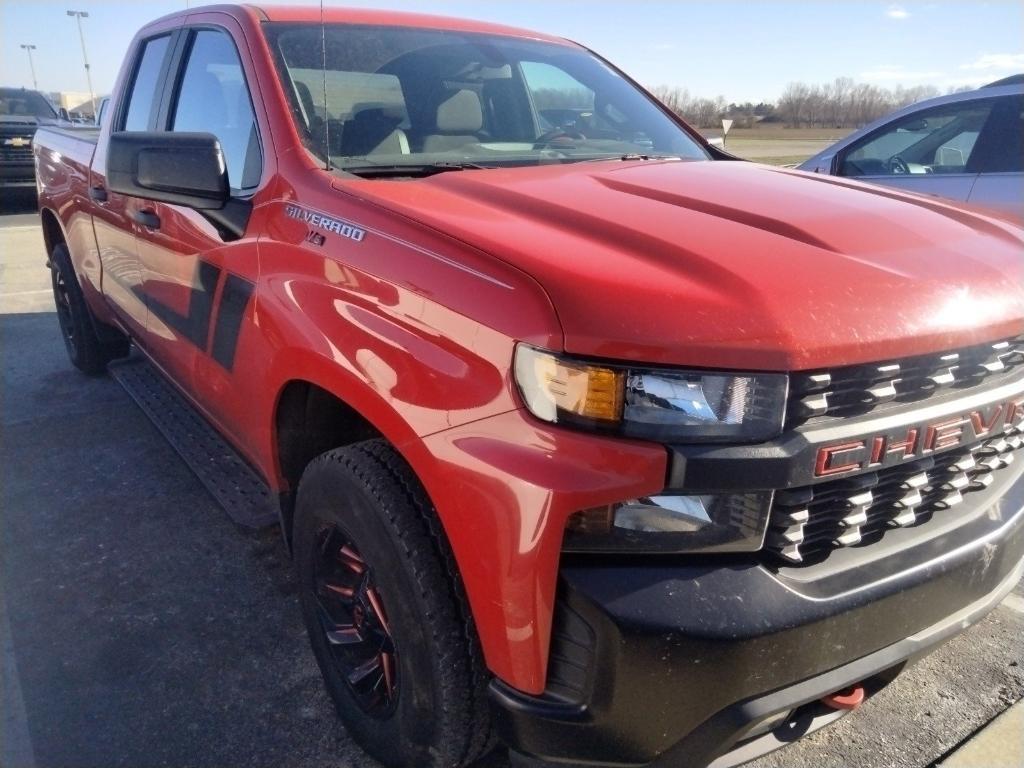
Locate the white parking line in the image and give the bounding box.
[1,290,51,296]
[1000,593,1024,615]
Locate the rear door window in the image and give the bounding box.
[122,35,171,131]
[968,95,1024,173]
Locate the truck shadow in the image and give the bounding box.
[0,310,513,768]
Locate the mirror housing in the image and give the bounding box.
[59,107,71,121]
[106,132,251,240]
[107,131,229,210]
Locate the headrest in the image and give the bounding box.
[349,102,406,123]
[435,89,482,133]
[191,73,227,124]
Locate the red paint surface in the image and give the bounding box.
[34,4,1024,694]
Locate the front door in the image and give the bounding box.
[835,97,998,204]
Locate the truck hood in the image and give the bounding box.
[338,159,1024,370]
[0,115,63,129]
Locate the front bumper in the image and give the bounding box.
[490,461,1024,767]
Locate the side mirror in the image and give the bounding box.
[59,107,71,121]
[107,131,229,210]
[106,132,250,240]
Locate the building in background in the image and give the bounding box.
[47,91,98,120]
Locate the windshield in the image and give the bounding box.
[264,23,708,175]
[0,88,58,119]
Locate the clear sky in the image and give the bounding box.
[2,0,1022,103]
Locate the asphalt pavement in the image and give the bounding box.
[1,191,1022,768]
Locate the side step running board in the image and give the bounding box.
[109,357,279,529]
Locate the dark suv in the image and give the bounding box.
[1,87,68,189]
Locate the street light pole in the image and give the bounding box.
[19,44,38,90]
[66,10,96,117]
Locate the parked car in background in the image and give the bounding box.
[0,86,71,189]
[799,76,1023,221]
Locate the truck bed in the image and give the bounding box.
[33,125,98,202]
[34,124,99,171]
[38,124,100,144]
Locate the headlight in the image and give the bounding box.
[514,345,788,443]
[563,493,772,553]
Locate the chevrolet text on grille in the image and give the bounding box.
[815,395,1024,478]
[769,424,1023,563]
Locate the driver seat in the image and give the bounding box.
[420,89,483,153]
[339,105,410,157]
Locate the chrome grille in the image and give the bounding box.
[788,336,1024,427]
[766,424,1023,564]
[1,146,33,162]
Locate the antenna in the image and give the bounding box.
[320,0,330,170]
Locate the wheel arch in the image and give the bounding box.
[273,377,383,541]
[39,207,67,257]
[266,350,430,545]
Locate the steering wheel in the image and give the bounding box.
[888,155,910,175]
[533,129,586,150]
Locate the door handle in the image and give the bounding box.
[88,185,107,202]
[132,209,160,229]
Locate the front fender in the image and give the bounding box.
[416,410,667,694]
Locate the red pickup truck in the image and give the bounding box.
[33,5,1024,768]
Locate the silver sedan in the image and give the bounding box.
[798,76,1022,222]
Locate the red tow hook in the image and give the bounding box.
[821,684,866,711]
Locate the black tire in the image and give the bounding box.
[49,243,130,375]
[294,439,492,768]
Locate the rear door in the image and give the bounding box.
[133,19,264,439]
[91,30,177,338]
[835,98,997,203]
[966,94,1024,221]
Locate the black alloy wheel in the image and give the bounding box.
[48,242,130,374]
[51,265,77,352]
[294,440,493,767]
[311,525,399,717]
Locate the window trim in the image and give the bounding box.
[835,97,999,179]
[160,24,265,195]
[116,31,179,132]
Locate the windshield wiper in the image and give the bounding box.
[571,154,682,164]
[342,161,495,178]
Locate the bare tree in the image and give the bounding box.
[651,77,943,130]
[648,86,727,128]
